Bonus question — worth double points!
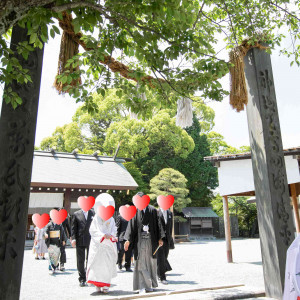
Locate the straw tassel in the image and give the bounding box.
[53,12,82,94]
[229,40,268,112]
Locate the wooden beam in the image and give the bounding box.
[291,184,300,233]
[223,196,233,263]
[64,189,72,214]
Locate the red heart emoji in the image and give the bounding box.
[32,213,50,229]
[119,205,137,221]
[50,209,68,225]
[78,196,95,212]
[97,205,115,221]
[157,195,174,210]
[133,195,150,211]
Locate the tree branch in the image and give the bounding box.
[0,0,54,36]
[270,1,300,22]
[52,1,224,62]
[193,1,205,29]
[218,1,238,45]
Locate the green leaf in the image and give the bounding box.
[61,76,68,84]
[67,76,73,84]
[29,33,37,44]
[50,28,55,39]
[73,20,80,34]
[52,25,60,34]
[16,97,22,104]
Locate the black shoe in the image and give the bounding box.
[42,257,46,260]
[35,257,39,260]
[59,263,65,271]
[126,268,133,272]
[79,281,86,287]
[118,264,122,270]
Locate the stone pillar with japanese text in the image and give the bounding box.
[244,47,295,299]
[0,26,44,299]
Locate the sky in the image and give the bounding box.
[0,33,299,149]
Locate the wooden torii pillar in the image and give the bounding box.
[0,25,44,299]
[244,46,295,299]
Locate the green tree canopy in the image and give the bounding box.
[175,114,218,206]
[149,168,190,212]
[40,122,86,152]
[104,109,195,159]
[136,114,218,207]
[206,131,251,155]
[1,1,300,110]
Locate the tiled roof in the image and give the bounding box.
[31,151,138,190]
[204,146,300,162]
[182,207,219,218]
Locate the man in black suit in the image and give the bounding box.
[157,208,173,284]
[71,207,95,286]
[116,205,133,272]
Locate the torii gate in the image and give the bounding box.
[0,26,296,300]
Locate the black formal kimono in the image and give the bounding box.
[116,214,132,270]
[45,221,67,271]
[45,221,67,248]
[124,205,165,290]
[157,209,173,281]
[71,209,95,283]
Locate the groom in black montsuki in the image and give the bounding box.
[124,192,164,294]
[71,206,95,287]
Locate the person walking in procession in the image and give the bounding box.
[86,193,118,294]
[124,192,164,294]
[116,204,133,272]
[34,226,47,260]
[71,200,95,287]
[157,207,174,284]
[44,217,67,275]
[59,207,71,271]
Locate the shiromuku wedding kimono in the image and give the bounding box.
[283,234,300,300]
[86,193,118,293]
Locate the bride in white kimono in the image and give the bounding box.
[86,193,118,293]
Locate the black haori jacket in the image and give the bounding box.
[124,205,165,260]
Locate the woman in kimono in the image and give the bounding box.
[86,193,118,294]
[34,226,48,260]
[44,218,67,275]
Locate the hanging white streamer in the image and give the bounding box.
[129,84,147,120]
[176,97,193,128]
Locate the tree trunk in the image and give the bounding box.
[0,0,54,36]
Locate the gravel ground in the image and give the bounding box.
[20,238,265,300]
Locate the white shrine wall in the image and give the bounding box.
[218,155,300,196]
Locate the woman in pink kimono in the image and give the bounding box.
[86,193,118,294]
